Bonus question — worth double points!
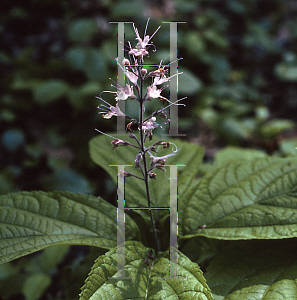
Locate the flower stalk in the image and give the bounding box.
[96,20,184,253]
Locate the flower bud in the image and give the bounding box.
[122,58,130,66]
[141,68,147,77]
[149,171,157,179]
[134,153,142,168]
[127,121,138,132]
[118,170,132,178]
[147,146,157,152]
[128,132,136,139]
[161,142,170,149]
[111,139,129,149]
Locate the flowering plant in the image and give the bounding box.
[1,19,297,300]
[95,19,185,252]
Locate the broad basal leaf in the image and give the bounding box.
[205,240,297,300]
[80,241,213,300]
[179,156,297,239]
[89,133,204,224]
[0,191,140,264]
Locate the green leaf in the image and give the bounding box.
[209,55,231,82]
[1,129,26,151]
[0,191,140,264]
[183,32,206,56]
[34,79,69,104]
[25,245,70,274]
[213,146,267,167]
[66,47,107,81]
[219,118,252,140]
[80,241,213,300]
[110,1,145,18]
[279,138,297,156]
[179,156,297,239]
[66,46,87,70]
[22,273,51,300]
[205,240,297,300]
[203,29,229,48]
[275,62,297,81]
[260,119,295,139]
[83,48,107,82]
[178,68,203,95]
[68,19,98,43]
[42,169,93,194]
[89,134,204,223]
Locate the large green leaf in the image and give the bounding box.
[89,133,204,223]
[0,191,140,264]
[80,241,213,300]
[213,146,267,167]
[179,156,297,239]
[205,240,297,300]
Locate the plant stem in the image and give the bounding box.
[138,66,161,253]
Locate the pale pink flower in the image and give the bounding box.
[97,97,125,119]
[128,47,149,58]
[147,85,167,101]
[152,72,183,86]
[111,139,129,149]
[142,117,159,134]
[148,152,177,172]
[115,84,135,101]
[128,23,161,59]
[126,70,139,86]
[116,58,139,86]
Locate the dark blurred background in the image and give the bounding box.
[0,0,297,298]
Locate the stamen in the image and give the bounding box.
[149,25,161,41]
[164,97,187,109]
[144,18,150,37]
[95,129,118,140]
[95,96,112,106]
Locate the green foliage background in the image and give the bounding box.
[1,0,297,299]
